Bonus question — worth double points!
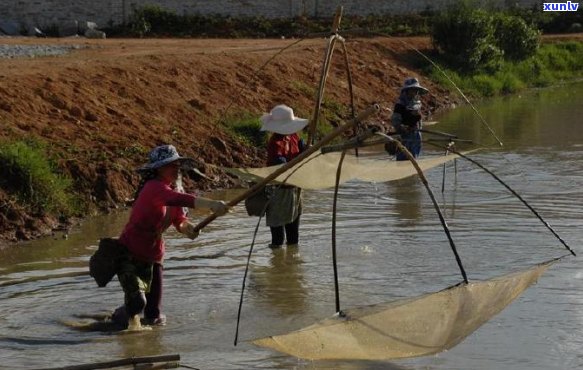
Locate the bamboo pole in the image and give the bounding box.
[192,104,380,233]
[425,141,577,257]
[420,129,457,138]
[320,135,474,154]
[339,39,355,119]
[331,5,343,32]
[331,150,347,314]
[307,35,338,145]
[339,38,359,156]
[320,128,380,154]
[307,6,344,145]
[39,354,181,370]
[135,363,180,370]
[376,133,469,283]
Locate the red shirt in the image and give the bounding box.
[267,133,302,166]
[119,179,196,263]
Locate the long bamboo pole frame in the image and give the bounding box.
[192,104,380,233]
[307,6,344,146]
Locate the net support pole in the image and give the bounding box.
[426,142,577,257]
[307,6,344,146]
[377,133,469,283]
[331,150,347,315]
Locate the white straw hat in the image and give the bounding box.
[260,104,309,135]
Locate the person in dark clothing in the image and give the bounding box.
[260,104,308,248]
[391,77,429,161]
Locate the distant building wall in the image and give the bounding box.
[0,0,544,29]
[0,0,127,29]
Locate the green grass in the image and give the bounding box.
[428,41,583,97]
[220,111,267,148]
[290,80,315,99]
[0,140,78,216]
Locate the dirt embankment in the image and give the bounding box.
[0,36,460,245]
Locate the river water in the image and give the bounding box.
[1,83,582,370]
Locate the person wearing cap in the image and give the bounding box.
[391,77,429,161]
[111,144,228,329]
[260,104,308,248]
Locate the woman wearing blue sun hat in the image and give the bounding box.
[391,77,429,161]
[110,144,228,329]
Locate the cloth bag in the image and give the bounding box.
[245,187,269,217]
[89,238,125,287]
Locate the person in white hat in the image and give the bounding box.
[110,144,228,329]
[390,77,429,161]
[260,104,308,248]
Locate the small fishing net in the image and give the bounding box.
[253,260,553,360]
[228,152,461,190]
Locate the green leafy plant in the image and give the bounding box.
[431,1,502,72]
[431,0,541,72]
[493,14,540,61]
[0,140,78,216]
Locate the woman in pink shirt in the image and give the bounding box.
[111,144,228,329]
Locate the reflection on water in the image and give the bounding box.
[385,177,424,226]
[436,82,583,150]
[250,245,307,316]
[0,83,583,369]
[115,328,168,360]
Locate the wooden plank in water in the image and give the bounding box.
[39,354,180,370]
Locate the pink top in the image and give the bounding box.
[119,179,197,263]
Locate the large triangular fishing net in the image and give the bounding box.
[253,260,553,360]
[228,151,460,189]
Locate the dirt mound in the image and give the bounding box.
[0,36,459,245]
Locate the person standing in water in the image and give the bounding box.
[391,77,429,161]
[260,104,308,248]
[111,144,228,329]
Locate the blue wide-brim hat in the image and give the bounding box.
[401,77,429,95]
[138,144,195,170]
[138,145,209,179]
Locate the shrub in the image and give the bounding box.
[431,1,503,72]
[494,14,540,61]
[0,140,77,216]
[506,4,582,34]
[128,5,153,36]
[432,1,543,72]
[111,6,432,38]
[568,23,582,33]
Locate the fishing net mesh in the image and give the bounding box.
[253,261,553,360]
[228,152,461,189]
